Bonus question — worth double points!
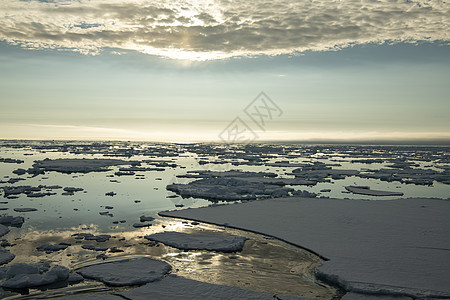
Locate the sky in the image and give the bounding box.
[0,0,449,144]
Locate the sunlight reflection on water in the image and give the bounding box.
[4,220,337,299]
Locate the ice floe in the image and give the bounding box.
[31,158,140,174]
[0,249,14,265]
[144,231,247,252]
[36,243,69,253]
[13,208,38,212]
[117,274,308,300]
[160,197,450,298]
[0,158,24,164]
[0,216,24,227]
[0,224,9,237]
[0,261,70,289]
[76,257,171,286]
[345,186,404,196]
[167,171,298,201]
[58,294,122,300]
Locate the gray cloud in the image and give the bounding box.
[0,0,448,60]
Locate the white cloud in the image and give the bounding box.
[0,0,448,60]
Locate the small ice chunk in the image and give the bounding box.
[36,243,68,252]
[109,247,124,253]
[13,208,38,212]
[84,234,111,242]
[144,231,247,252]
[1,265,69,289]
[139,216,154,222]
[133,223,152,228]
[345,186,403,196]
[76,257,171,286]
[63,187,84,192]
[0,216,24,227]
[0,249,15,265]
[82,244,96,250]
[0,224,9,237]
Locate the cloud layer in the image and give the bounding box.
[1,0,448,60]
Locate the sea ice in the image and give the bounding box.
[13,208,38,212]
[132,223,152,228]
[0,249,14,265]
[36,243,69,253]
[58,294,122,300]
[341,292,412,300]
[0,224,9,237]
[145,231,247,252]
[345,186,404,196]
[0,216,24,227]
[167,176,293,201]
[0,158,24,164]
[160,197,450,298]
[1,185,40,196]
[31,158,140,174]
[76,257,171,286]
[117,274,279,300]
[139,216,154,222]
[63,187,84,193]
[0,261,71,289]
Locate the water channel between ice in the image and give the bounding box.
[4,219,339,299]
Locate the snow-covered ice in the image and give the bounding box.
[167,176,294,200]
[144,231,247,252]
[0,216,24,227]
[160,197,450,298]
[0,249,15,265]
[118,274,284,300]
[36,243,69,253]
[0,224,9,237]
[13,207,38,212]
[0,262,69,289]
[345,186,403,196]
[32,158,139,174]
[57,294,122,300]
[139,215,154,222]
[341,292,412,300]
[76,257,171,286]
[132,222,152,228]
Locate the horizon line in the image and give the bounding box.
[1,138,449,146]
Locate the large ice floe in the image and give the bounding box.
[144,231,247,252]
[160,197,450,298]
[167,170,316,200]
[76,257,171,286]
[27,158,140,174]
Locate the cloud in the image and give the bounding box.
[0,0,448,60]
